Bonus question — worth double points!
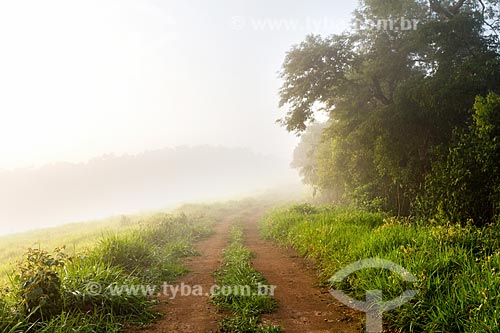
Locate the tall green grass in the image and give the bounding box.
[0,210,215,332]
[212,222,281,333]
[0,212,167,280]
[260,204,500,332]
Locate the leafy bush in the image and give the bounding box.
[287,203,319,215]
[11,247,68,321]
[418,92,500,225]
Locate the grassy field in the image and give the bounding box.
[4,197,497,332]
[260,204,500,332]
[0,204,218,332]
[0,215,146,279]
[0,202,238,279]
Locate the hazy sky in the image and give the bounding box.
[0,0,357,170]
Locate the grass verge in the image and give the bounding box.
[0,210,215,332]
[260,203,500,332]
[212,222,282,333]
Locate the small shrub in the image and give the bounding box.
[288,203,319,215]
[12,247,69,321]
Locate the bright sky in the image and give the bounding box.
[0,0,357,170]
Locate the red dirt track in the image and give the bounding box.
[126,213,360,333]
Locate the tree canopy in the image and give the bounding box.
[280,0,500,219]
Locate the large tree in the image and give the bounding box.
[281,0,500,215]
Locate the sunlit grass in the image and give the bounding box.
[212,222,281,333]
[0,214,150,280]
[0,205,217,332]
[260,204,500,332]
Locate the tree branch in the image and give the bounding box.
[371,76,392,105]
[450,0,468,14]
[477,0,500,40]
[429,0,454,20]
[429,0,468,20]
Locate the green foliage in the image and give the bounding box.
[61,256,157,322]
[0,213,148,282]
[212,223,281,333]
[1,246,155,332]
[286,202,320,215]
[12,247,68,321]
[95,234,156,276]
[91,212,212,283]
[30,311,124,333]
[282,0,500,214]
[0,209,216,332]
[291,122,332,198]
[261,205,500,332]
[419,92,500,225]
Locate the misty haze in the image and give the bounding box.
[1,0,500,332]
[0,146,296,236]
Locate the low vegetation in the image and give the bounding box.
[0,210,215,332]
[260,204,500,332]
[212,222,281,333]
[0,215,142,279]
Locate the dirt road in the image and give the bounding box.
[127,213,360,332]
[244,214,361,333]
[126,217,232,333]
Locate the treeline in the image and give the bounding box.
[282,0,500,224]
[0,146,292,235]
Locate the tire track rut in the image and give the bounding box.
[244,213,361,333]
[127,211,361,332]
[126,217,231,333]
